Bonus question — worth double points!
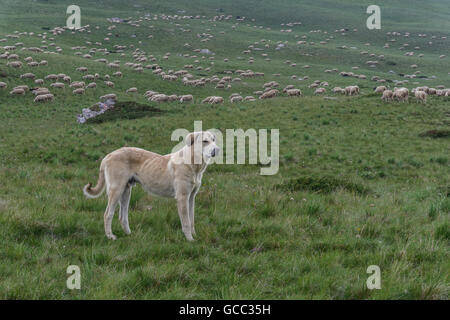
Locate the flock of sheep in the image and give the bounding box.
[0,9,449,111]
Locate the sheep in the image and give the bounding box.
[50,82,65,89]
[32,88,50,96]
[415,90,427,103]
[210,96,224,104]
[332,87,345,94]
[20,73,35,80]
[179,94,193,103]
[168,94,179,102]
[86,82,97,89]
[393,87,409,102]
[45,74,58,81]
[126,87,138,93]
[374,86,387,93]
[230,95,243,103]
[202,96,213,104]
[382,90,393,102]
[7,61,22,68]
[314,88,326,95]
[0,82,7,89]
[151,94,169,102]
[259,89,279,99]
[100,94,117,101]
[10,88,25,95]
[34,93,54,102]
[70,81,85,89]
[286,89,302,97]
[105,81,115,88]
[345,85,360,96]
[282,85,295,93]
[34,79,44,85]
[72,88,85,95]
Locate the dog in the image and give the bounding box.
[83,131,220,241]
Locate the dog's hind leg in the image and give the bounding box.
[104,185,125,240]
[119,184,132,235]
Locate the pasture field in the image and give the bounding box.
[0,0,449,299]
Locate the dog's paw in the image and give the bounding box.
[107,234,117,240]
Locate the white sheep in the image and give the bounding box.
[179,94,193,103]
[286,89,302,97]
[415,90,427,103]
[382,90,393,102]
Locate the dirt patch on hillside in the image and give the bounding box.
[85,101,167,124]
[419,130,450,139]
[277,175,370,195]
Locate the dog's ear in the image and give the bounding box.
[185,132,196,146]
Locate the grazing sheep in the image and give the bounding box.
[393,87,409,102]
[179,94,193,103]
[50,82,65,89]
[0,82,7,89]
[7,61,22,68]
[345,85,360,96]
[20,73,35,80]
[34,93,54,102]
[72,88,85,95]
[374,86,387,93]
[151,94,169,102]
[100,94,117,101]
[126,87,138,93]
[286,89,302,96]
[230,95,243,103]
[202,96,213,104]
[415,90,427,103]
[70,81,85,89]
[259,89,279,99]
[32,88,50,96]
[210,96,224,104]
[332,87,345,94]
[382,90,393,102]
[282,85,295,93]
[314,88,326,95]
[105,81,114,88]
[10,88,25,95]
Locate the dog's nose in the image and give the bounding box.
[211,149,216,157]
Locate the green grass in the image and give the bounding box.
[0,0,449,299]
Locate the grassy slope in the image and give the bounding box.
[0,0,449,299]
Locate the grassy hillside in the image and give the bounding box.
[0,0,449,299]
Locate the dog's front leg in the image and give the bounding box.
[189,187,199,237]
[176,194,194,241]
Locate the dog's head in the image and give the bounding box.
[185,131,220,162]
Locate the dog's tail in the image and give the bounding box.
[83,164,106,199]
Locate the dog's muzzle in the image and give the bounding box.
[211,147,220,157]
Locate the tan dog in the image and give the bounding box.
[83,131,220,241]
